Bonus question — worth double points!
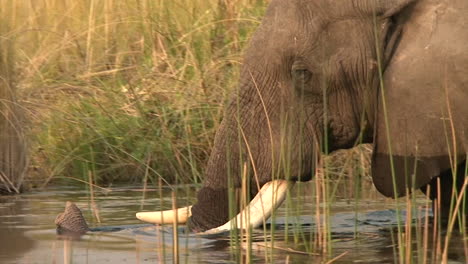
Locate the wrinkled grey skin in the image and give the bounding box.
[189,0,422,232]
[55,202,89,236]
[372,0,468,218]
[188,0,468,232]
[56,0,468,234]
[55,202,152,237]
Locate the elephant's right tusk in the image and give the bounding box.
[136,206,192,224]
[199,179,293,235]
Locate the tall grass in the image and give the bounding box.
[2,0,466,263]
[0,11,28,194]
[1,0,267,186]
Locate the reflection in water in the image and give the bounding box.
[0,197,35,263]
[0,183,466,263]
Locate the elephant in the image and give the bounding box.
[56,0,468,235]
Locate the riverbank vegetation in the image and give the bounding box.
[1,1,466,263]
[1,0,273,188]
[0,14,27,194]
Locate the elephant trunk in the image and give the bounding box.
[55,201,90,236]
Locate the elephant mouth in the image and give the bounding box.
[135,180,292,234]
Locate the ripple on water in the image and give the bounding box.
[0,184,465,264]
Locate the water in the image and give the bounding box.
[0,181,466,263]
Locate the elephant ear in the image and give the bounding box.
[371,0,468,198]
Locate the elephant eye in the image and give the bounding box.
[293,68,312,82]
[292,58,312,80]
[292,64,313,92]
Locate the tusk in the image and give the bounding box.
[200,180,293,235]
[136,206,192,224]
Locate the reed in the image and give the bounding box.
[2,0,466,263]
[0,0,266,186]
[0,13,28,194]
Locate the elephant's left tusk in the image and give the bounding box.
[199,179,293,235]
[136,206,192,224]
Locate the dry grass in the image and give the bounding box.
[0,14,28,194]
[0,0,267,187]
[1,1,465,262]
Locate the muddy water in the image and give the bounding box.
[0,180,466,263]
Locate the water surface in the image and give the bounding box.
[0,181,466,263]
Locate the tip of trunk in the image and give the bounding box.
[55,201,90,236]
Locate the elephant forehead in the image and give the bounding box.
[304,19,379,68]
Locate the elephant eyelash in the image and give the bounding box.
[292,69,312,82]
[291,66,314,93]
[291,58,313,82]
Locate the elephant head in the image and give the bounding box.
[137,0,467,233]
